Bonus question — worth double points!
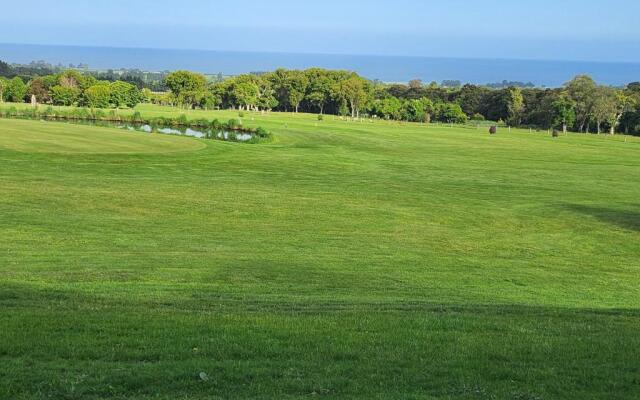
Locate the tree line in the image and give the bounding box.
[159,69,639,134]
[157,69,469,124]
[1,62,639,134]
[0,70,143,109]
[0,60,169,92]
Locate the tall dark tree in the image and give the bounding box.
[0,60,11,77]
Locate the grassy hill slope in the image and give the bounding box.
[1,109,639,399]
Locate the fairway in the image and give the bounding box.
[1,110,639,399]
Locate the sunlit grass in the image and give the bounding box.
[1,107,639,399]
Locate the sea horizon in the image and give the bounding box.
[2,42,639,87]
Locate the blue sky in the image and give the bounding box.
[1,0,639,62]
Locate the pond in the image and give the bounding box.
[44,118,258,142]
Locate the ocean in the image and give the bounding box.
[1,43,639,87]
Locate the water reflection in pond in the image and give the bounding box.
[125,123,255,142]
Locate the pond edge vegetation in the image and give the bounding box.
[0,105,272,143]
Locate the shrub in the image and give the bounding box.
[255,127,270,138]
[176,114,189,126]
[108,110,121,121]
[131,111,143,123]
[238,111,245,118]
[149,117,164,127]
[23,108,38,119]
[318,114,324,121]
[75,108,91,120]
[191,118,210,127]
[93,109,107,120]
[227,118,240,129]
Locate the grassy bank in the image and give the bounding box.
[1,106,639,399]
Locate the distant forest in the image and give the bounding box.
[1,59,639,134]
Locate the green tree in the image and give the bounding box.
[256,78,278,111]
[591,86,617,134]
[27,77,51,103]
[0,77,7,103]
[202,92,222,110]
[265,69,310,112]
[610,90,635,135]
[520,89,558,129]
[164,71,207,108]
[551,95,576,134]
[51,85,81,106]
[400,98,434,122]
[620,83,640,134]
[287,70,308,113]
[457,84,490,117]
[57,70,85,89]
[0,59,10,76]
[334,75,371,118]
[375,97,402,120]
[110,81,140,108]
[566,75,597,133]
[305,69,332,114]
[5,77,27,103]
[265,68,291,111]
[437,102,468,124]
[506,87,524,126]
[230,81,259,111]
[84,84,112,108]
[42,75,59,91]
[140,88,152,103]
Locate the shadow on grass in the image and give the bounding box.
[2,284,640,399]
[564,204,640,232]
[2,281,640,317]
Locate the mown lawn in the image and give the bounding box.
[1,107,639,399]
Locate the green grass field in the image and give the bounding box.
[1,105,639,399]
